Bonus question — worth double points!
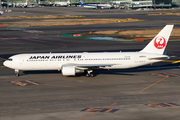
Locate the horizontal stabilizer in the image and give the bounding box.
[148,56,169,60]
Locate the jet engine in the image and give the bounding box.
[61,66,84,76]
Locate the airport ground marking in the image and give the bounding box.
[163,72,180,77]
[139,72,180,93]
[25,80,41,85]
[11,80,41,86]
[11,81,27,86]
[147,101,180,110]
[9,81,102,92]
[138,77,168,93]
[44,84,102,93]
[151,72,180,77]
[151,73,169,78]
[163,60,180,64]
[81,108,119,113]
[146,101,180,108]
[172,60,180,64]
[80,102,117,120]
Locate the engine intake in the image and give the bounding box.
[61,66,84,76]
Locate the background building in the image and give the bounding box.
[1,0,180,8]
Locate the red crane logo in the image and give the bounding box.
[154,36,166,49]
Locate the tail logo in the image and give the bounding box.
[154,36,166,49]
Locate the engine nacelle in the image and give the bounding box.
[61,66,84,76]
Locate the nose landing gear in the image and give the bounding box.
[15,69,20,77]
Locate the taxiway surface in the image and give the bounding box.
[0,8,180,120]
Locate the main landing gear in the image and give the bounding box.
[15,69,20,77]
[85,70,94,77]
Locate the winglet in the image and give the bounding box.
[140,25,174,54]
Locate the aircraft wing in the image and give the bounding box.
[76,64,114,69]
[63,64,115,69]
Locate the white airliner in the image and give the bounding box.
[78,0,112,9]
[53,0,70,7]
[14,0,28,8]
[3,25,173,77]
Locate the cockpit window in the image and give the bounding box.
[7,58,13,61]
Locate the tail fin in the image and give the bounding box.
[78,0,84,5]
[140,25,174,54]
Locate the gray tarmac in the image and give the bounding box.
[0,7,180,120]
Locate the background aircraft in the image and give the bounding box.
[78,0,112,9]
[14,0,28,8]
[53,0,70,7]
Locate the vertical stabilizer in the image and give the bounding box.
[79,0,84,5]
[140,25,174,54]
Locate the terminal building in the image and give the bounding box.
[1,0,180,8]
[110,0,180,9]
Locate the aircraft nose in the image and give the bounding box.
[3,60,7,67]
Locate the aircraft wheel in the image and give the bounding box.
[86,73,90,77]
[15,73,20,77]
[15,69,20,77]
[90,73,94,77]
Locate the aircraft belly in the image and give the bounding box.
[18,61,59,70]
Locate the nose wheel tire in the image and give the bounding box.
[15,73,20,77]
